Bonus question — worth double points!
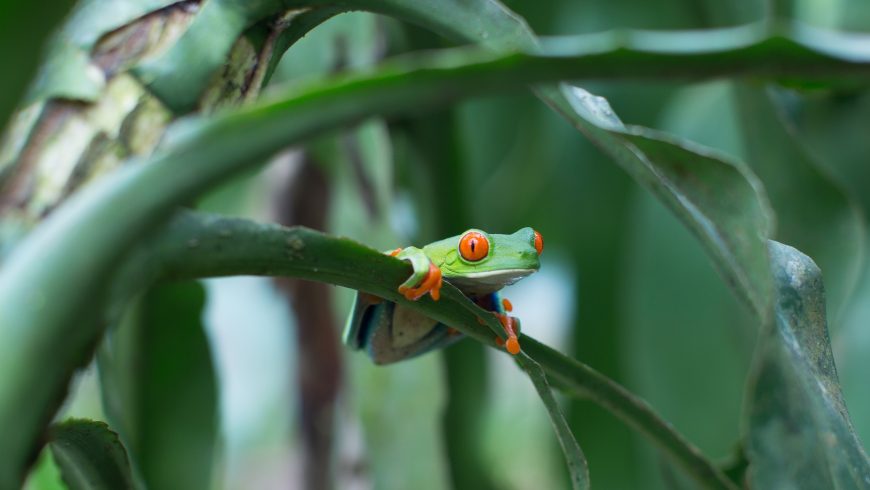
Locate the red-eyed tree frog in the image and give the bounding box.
[344,228,544,364]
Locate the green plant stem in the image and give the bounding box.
[146,210,733,490]
[5,21,870,486]
[154,212,501,344]
[0,46,545,487]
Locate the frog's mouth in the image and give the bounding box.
[446,268,536,295]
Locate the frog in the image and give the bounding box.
[343,227,543,364]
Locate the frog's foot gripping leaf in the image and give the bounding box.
[494,312,521,355]
[391,246,442,301]
[476,294,521,356]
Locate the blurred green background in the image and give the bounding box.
[9,0,870,489]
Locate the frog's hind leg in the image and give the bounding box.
[366,304,460,364]
[343,292,388,350]
[475,293,522,355]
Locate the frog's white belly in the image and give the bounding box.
[391,305,439,348]
[446,268,535,295]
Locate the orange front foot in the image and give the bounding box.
[397,261,443,301]
[389,247,442,301]
[494,312,521,355]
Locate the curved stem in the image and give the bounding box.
[10,12,870,486]
[147,210,735,490]
[0,45,678,485]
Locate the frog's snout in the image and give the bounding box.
[512,227,543,263]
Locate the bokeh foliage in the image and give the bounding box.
[1,0,870,489]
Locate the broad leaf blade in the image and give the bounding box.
[26,0,183,104]
[735,84,865,321]
[356,0,776,318]
[553,84,774,316]
[47,419,134,490]
[134,0,287,112]
[141,210,731,489]
[746,241,870,488]
[9,18,870,483]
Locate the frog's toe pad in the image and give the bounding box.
[505,337,521,355]
[398,262,443,301]
[495,313,521,355]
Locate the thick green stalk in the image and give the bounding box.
[145,211,730,490]
[0,47,544,487]
[4,22,870,486]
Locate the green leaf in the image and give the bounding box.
[62,0,182,49]
[745,241,870,488]
[0,46,532,485]
[7,23,870,484]
[47,419,134,490]
[149,210,732,489]
[516,354,590,490]
[26,0,181,104]
[0,0,76,132]
[157,213,582,488]
[134,0,287,112]
[97,281,217,490]
[734,84,865,320]
[560,84,775,317]
[329,0,776,317]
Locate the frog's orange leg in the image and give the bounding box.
[494,312,521,355]
[397,262,442,301]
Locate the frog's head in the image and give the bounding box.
[424,227,543,296]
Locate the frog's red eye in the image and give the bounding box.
[459,231,489,261]
[533,230,544,255]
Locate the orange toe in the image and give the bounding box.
[506,337,521,355]
[398,262,442,301]
[495,313,521,356]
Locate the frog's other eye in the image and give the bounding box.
[533,230,544,255]
[459,231,489,261]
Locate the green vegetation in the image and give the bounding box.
[1,1,869,489]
